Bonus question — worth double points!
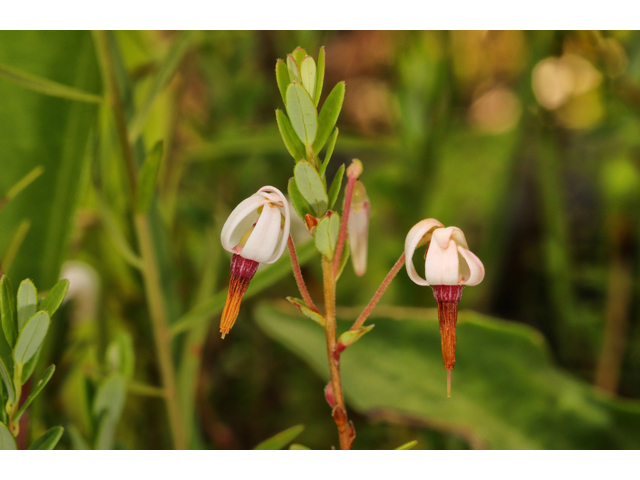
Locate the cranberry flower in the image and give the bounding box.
[404,218,485,396]
[219,186,290,338]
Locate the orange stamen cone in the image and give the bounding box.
[433,285,463,397]
[220,254,259,338]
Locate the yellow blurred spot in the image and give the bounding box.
[468,86,522,134]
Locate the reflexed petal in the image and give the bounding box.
[404,218,444,286]
[259,186,291,264]
[220,193,267,252]
[432,226,468,250]
[242,203,281,263]
[457,246,485,286]
[425,239,459,285]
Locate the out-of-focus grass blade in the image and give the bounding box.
[128,31,195,141]
[254,424,304,450]
[136,141,164,214]
[0,166,43,211]
[0,62,102,103]
[28,426,64,450]
[170,239,318,336]
[1,220,31,273]
[395,440,418,450]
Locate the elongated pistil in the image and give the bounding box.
[220,254,259,338]
[432,284,463,397]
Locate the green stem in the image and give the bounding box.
[9,363,23,437]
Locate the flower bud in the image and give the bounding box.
[347,180,370,276]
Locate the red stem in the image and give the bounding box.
[287,236,320,313]
[350,252,406,332]
[332,175,357,277]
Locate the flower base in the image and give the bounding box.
[432,285,464,397]
[220,254,259,338]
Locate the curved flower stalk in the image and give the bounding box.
[220,186,291,338]
[404,219,485,396]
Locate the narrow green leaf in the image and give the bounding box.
[313,47,325,107]
[294,161,328,217]
[327,164,345,210]
[275,59,290,106]
[128,31,195,141]
[289,443,311,450]
[288,177,315,221]
[254,424,304,450]
[286,297,325,327]
[319,128,339,177]
[286,83,318,147]
[0,275,17,347]
[313,82,345,154]
[1,220,31,273]
[136,141,164,214]
[40,279,70,317]
[0,422,17,450]
[292,47,307,66]
[286,54,301,84]
[13,311,50,365]
[314,212,340,259]
[17,279,37,331]
[28,426,64,450]
[338,324,375,350]
[14,365,55,423]
[395,440,418,450]
[300,56,316,98]
[336,238,350,281]
[276,109,306,162]
[0,356,14,403]
[0,62,102,103]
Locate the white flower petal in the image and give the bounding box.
[241,203,281,263]
[404,218,444,286]
[432,226,468,250]
[220,193,267,253]
[259,186,291,264]
[425,239,460,285]
[457,246,485,286]
[347,202,369,276]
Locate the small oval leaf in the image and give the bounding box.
[275,59,290,106]
[40,279,69,317]
[13,311,50,365]
[314,47,325,106]
[0,422,17,450]
[314,212,340,259]
[294,161,328,217]
[291,47,307,66]
[300,56,316,98]
[17,279,37,331]
[286,297,325,327]
[254,424,304,450]
[276,109,306,162]
[286,54,300,84]
[286,83,318,147]
[319,127,339,177]
[28,426,64,450]
[288,177,315,221]
[313,82,345,154]
[327,164,345,210]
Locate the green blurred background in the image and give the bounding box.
[1,30,640,449]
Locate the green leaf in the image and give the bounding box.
[314,212,340,259]
[40,279,69,317]
[136,141,164,214]
[255,303,640,449]
[395,440,418,450]
[336,238,350,281]
[106,332,135,378]
[0,422,17,450]
[289,443,311,450]
[93,373,127,450]
[0,356,14,403]
[338,324,375,350]
[21,345,43,384]
[13,311,49,365]
[169,239,318,336]
[275,59,290,106]
[291,47,307,66]
[286,83,318,148]
[300,56,316,98]
[0,62,102,103]
[0,275,17,346]
[313,82,345,154]
[286,297,325,327]
[17,279,37,331]
[286,54,301,84]
[254,424,304,450]
[67,425,91,450]
[313,47,325,107]
[319,128,339,177]
[288,177,315,222]
[14,364,55,422]
[276,109,306,162]
[1,165,44,206]
[28,426,64,450]
[128,31,195,141]
[327,164,345,210]
[294,161,328,217]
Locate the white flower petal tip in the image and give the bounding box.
[404,220,484,287]
[220,186,291,265]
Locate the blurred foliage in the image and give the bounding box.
[2,30,640,449]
